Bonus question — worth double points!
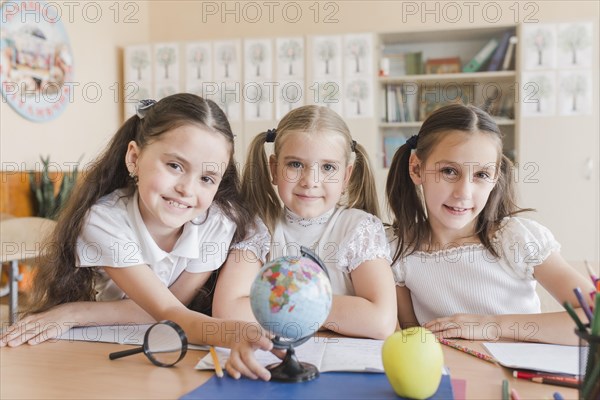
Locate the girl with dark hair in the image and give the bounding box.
[1,94,274,380]
[387,103,594,345]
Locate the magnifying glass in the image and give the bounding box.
[109,320,188,367]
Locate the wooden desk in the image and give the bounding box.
[1,339,579,399]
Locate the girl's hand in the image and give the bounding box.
[424,314,496,340]
[0,303,77,347]
[224,323,274,381]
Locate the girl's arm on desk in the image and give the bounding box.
[424,252,596,345]
[323,259,398,340]
[1,268,210,346]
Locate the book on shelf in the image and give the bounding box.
[486,31,513,71]
[501,36,518,71]
[384,84,417,123]
[404,51,423,75]
[425,57,461,74]
[418,83,475,121]
[462,37,499,73]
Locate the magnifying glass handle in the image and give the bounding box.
[109,346,144,360]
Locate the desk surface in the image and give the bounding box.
[1,339,578,399]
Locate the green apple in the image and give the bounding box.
[382,327,444,399]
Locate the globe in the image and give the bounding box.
[250,247,332,382]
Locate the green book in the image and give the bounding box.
[463,38,499,73]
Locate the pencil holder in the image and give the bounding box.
[576,327,600,400]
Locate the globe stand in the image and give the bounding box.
[266,346,319,382]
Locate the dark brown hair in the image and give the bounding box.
[26,93,249,315]
[386,103,532,264]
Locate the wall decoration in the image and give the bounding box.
[214,40,241,81]
[276,37,304,80]
[244,38,273,121]
[342,33,373,118]
[558,69,592,115]
[522,24,556,70]
[557,22,593,68]
[521,71,556,117]
[124,45,152,118]
[0,1,74,122]
[185,41,213,92]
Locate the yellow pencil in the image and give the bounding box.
[438,338,498,364]
[209,346,224,378]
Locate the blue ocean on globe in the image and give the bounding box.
[250,255,332,341]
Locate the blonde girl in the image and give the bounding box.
[213,105,397,340]
[387,103,594,345]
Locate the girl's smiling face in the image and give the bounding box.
[126,124,230,240]
[270,130,353,219]
[409,130,499,245]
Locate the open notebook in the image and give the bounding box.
[196,337,387,373]
[482,342,582,375]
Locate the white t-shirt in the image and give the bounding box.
[389,217,561,324]
[76,189,236,301]
[234,207,391,296]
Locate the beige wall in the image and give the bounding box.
[2,1,597,169]
[0,1,151,170]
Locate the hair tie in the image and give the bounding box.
[135,99,157,119]
[406,135,419,150]
[351,139,357,152]
[265,128,277,143]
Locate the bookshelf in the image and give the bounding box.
[376,26,518,169]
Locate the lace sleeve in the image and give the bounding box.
[338,215,392,272]
[230,218,271,264]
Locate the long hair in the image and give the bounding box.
[386,103,532,264]
[26,93,249,315]
[241,105,379,233]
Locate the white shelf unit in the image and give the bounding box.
[376,26,518,170]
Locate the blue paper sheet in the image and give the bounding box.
[181,372,454,399]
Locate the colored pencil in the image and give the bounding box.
[438,338,497,364]
[573,287,594,323]
[209,346,224,378]
[552,392,564,400]
[584,260,598,284]
[530,376,579,389]
[563,301,587,331]
[512,371,580,386]
[502,379,509,400]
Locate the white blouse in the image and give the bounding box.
[76,189,236,301]
[389,217,561,324]
[234,207,391,296]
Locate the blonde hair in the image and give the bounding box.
[242,105,379,232]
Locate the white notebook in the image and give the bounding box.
[482,342,583,376]
[196,337,386,373]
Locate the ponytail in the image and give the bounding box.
[385,142,428,264]
[241,132,282,233]
[346,143,380,217]
[26,115,141,315]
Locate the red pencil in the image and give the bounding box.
[513,371,580,388]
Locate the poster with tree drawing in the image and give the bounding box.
[557,22,593,68]
[558,70,592,115]
[344,78,373,118]
[312,35,342,78]
[125,45,152,82]
[185,42,212,86]
[244,38,272,81]
[154,43,179,83]
[344,33,373,77]
[244,82,272,121]
[276,80,304,119]
[214,40,240,81]
[276,37,304,79]
[523,24,556,70]
[521,71,556,116]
